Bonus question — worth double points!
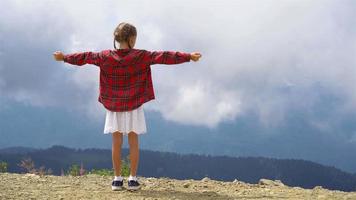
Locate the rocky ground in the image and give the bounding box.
[1,172,356,200]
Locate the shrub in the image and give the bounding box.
[17,157,52,176]
[65,162,87,176]
[18,157,36,174]
[37,166,53,176]
[89,168,114,176]
[89,157,130,177]
[66,164,80,176]
[60,168,65,176]
[121,157,130,176]
[80,162,86,176]
[0,161,8,173]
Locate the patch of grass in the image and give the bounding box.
[0,161,8,173]
[89,157,130,177]
[88,168,114,176]
[66,164,80,176]
[66,156,131,177]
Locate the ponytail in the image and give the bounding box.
[113,22,137,49]
[113,38,117,50]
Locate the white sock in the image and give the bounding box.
[114,176,123,181]
[128,175,137,181]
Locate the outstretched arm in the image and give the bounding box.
[53,51,104,66]
[143,50,202,65]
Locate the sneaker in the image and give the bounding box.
[111,179,123,191]
[127,178,141,190]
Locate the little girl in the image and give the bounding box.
[53,22,202,191]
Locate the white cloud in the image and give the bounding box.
[1,0,356,129]
[140,23,164,47]
[149,80,241,128]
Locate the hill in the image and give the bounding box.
[0,146,38,154]
[1,172,356,200]
[0,145,356,191]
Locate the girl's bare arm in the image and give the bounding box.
[53,51,104,66]
[143,50,202,65]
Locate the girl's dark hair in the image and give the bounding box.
[113,22,137,49]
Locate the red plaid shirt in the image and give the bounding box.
[63,48,191,112]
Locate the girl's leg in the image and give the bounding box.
[112,131,123,176]
[128,131,139,176]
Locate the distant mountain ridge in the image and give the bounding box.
[0,146,38,154]
[0,145,355,192]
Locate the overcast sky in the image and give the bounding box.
[1,0,356,173]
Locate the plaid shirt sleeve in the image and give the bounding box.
[63,51,105,66]
[143,50,191,65]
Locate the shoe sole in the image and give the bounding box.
[127,185,141,190]
[112,186,123,191]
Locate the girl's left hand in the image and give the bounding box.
[53,51,64,61]
[190,52,202,62]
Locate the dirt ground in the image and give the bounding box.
[1,172,355,200]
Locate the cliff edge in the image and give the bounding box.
[1,173,355,200]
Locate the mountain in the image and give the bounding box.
[0,145,355,191]
[0,146,38,154]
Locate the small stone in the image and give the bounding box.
[183,183,190,188]
[274,179,285,187]
[201,177,210,182]
[313,186,323,190]
[258,179,272,185]
[23,173,40,179]
[258,179,285,186]
[292,186,303,190]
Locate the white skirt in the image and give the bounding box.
[103,104,147,135]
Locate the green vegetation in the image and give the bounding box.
[88,168,114,176]
[0,161,8,173]
[120,156,131,176]
[66,156,131,177]
[88,158,130,177]
[17,157,52,176]
[66,164,80,176]
[15,154,131,177]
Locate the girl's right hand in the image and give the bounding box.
[190,52,202,62]
[53,51,64,61]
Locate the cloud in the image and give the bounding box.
[149,79,241,128]
[0,0,356,129]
